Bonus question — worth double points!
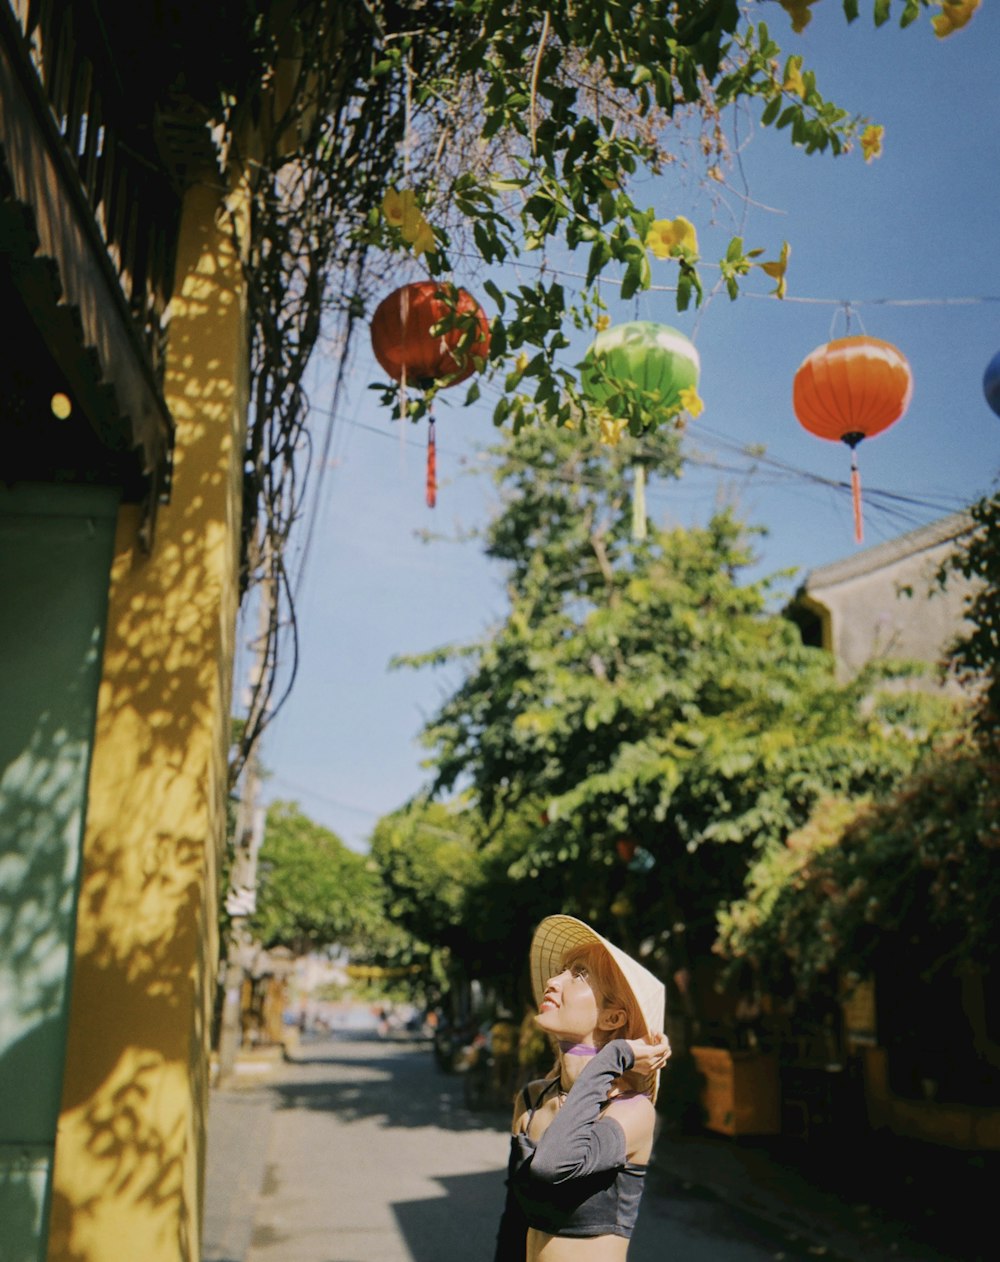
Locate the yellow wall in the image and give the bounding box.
[47,176,249,1262]
[863,1047,1000,1150]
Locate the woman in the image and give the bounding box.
[494,915,671,1261]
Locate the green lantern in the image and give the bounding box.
[581,321,700,423]
[581,322,700,540]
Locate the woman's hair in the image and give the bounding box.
[560,942,653,1098]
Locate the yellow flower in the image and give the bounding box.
[645,216,699,259]
[757,240,791,299]
[783,56,806,98]
[670,217,698,254]
[382,187,436,255]
[861,124,884,163]
[407,218,437,255]
[645,220,675,259]
[932,1,980,37]
[515,351,530,373]
[595,313,611,332]
[598,414,628,446]
[679,386,704,419]
[779,0,820,33]
[382,187,415,226]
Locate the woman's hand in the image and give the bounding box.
[626,1032,672,1076]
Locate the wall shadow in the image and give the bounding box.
[391,1169,506,1262]
[271,1037,512,1136]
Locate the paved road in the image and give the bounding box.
[202,1033,855,1262]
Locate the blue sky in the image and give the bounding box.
[256,4,1000,851]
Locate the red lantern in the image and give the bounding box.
[792,335,912,543]
[370,281,490,507]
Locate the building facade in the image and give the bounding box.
[1,3,260,1258]
[789,511,976,686]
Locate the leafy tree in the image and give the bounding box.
[717,489,1000,996]
[251,801,385,952]
[716,735,1000,991]
[368,798,482,953]
[368,795,556,999]
[940,489,1000,737]
[398,426,953,992]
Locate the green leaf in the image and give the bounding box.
[620,257,644,301]
[483,279,506,315]
[490,317,507,358]
[586,238,614,285]
[900,0,921,27]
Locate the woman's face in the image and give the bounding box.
[535,957,602,1043]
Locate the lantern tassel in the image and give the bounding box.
[851,451,863,545]
[631,464,647,541]
[426,418,437,508]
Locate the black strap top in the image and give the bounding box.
[505,1039,648,1241]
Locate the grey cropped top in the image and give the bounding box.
[493,1040,649,1259]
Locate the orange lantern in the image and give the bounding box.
[792,335,912,543]
[370,281,490,506]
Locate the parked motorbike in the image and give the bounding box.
[459,1015,520,1110]
[432,1015,477,1073]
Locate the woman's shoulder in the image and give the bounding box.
[604,1091,656,1159]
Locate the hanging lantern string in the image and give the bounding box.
[631,463,647,541]
[529,11,551,157]
[444,246,1000,305]
[445,248,1000,309]
[829,301,865,339]
[850,446,863,544]
[403,49,413,183]
[398,285,411,423]
[426,416,437,508]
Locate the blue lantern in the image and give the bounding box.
[984,349,1000,419]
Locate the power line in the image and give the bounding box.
[445,246,1000,308]
[269,775,384,817]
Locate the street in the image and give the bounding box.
[202,1032,858,1262]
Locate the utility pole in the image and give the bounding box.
[216,538,272,1082]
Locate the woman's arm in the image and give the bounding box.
[527,1040,635,1184]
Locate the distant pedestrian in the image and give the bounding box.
[494,914,670,1261]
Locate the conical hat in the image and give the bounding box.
[529,914,666,1100]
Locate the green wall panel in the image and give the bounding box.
[0,484,119,1262]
